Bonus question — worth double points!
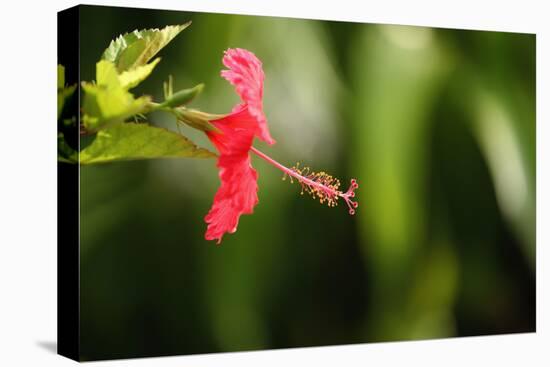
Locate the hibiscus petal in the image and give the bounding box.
[204,106,260,243]
[204,154,259,244]
[206,104,258,156]
[221,48,275,145]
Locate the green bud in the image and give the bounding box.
[175,107,221,133]
[159,83,204,108]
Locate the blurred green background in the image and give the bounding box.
[75,5,535,361]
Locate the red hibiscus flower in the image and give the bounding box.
[204,48,358,244]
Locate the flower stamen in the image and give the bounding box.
[250,147,359,215]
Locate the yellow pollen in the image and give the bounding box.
[283,163,343,208]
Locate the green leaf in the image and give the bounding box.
[82,60,151,131]
[58,85,76,120]
[62,116,77,127]
[79,122,216,164]
[102,23,190,72]
[82,82,150,130]
[57,64,76,119]
[119,57,161,89]
[57,65,65,89]
[58,133,78,163]
[96,59,121,88]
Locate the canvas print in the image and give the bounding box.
[57,4,536,361]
